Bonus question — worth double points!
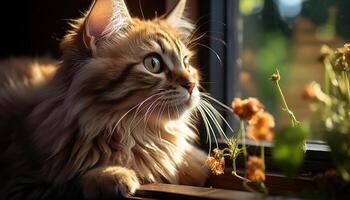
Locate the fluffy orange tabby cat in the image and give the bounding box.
[0,0,209,199]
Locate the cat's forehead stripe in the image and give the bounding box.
[152,32,187,71]
[154,32,182,58]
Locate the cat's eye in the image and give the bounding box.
[183,56,191,72]
[183,56,190,68]
[143,54,163,74]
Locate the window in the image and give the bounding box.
[198,0,349,195]
[201,0,350,141]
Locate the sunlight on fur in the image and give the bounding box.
[0,0,231,199]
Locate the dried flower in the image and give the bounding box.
[270,73,280,81]
[213,148,220,157]
[248,112,275,130]
[318,45,334,62]
[332,43,350,71]
[247,112,275,141]
[247,156,264,171]
[206,148,225,175]
[247,126,274,141]
[231,98,264,120]
[246,156,265,181]
[247,169,266,182]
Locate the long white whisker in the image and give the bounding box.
[202,100,234,133]
[198,105,218,151]
[144,100,163,133]
[196,106,212,154]
[175,105,180,119]
[144,95,165,123]
[127,95,165,135]
[110,92,167,137]
[201,93,233,111]
[157,100,168,138]
[196,43,223,66]
[200,101,229,142]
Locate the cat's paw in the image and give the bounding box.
[81,166,140,199]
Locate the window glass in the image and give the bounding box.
[239,0,350,140]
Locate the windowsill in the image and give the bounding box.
[126,183,300,200]
[127,140,332,199]
[208,138,333,195]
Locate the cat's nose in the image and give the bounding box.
[182,82,196,95]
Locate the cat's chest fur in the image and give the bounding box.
[108,119,203,184]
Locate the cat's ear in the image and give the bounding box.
[165,0,194,39]
[83,0,131,53]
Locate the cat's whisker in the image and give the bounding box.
[202,100,234,133]
[186,32,206,48]
[196,106,211,153]
[144,98,163,127]
[196,43,223,66]
[128,99,163,137]
[200,101,229,142]
[130,91,171,125]
[186,17,226,47]
[197,105,218,153]
[157,100,168,138]
[201,93,233,112]
[138,0,145,20]
[143,95,165,123]
[109,102,143,138]
[188,35,227,51]
[167,106,171,122]
[110,92,167,137]
[130,100,163,137]
[175,105,180,119]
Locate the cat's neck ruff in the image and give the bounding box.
[109,111,198,183]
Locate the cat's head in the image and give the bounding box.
[60,0,200,124]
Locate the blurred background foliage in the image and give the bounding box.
[239,0,350,140]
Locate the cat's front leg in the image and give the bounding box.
[81,166,140,199]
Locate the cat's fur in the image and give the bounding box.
[0,0,208,199]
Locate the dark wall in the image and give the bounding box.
[0,0,166,59]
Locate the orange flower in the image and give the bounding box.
[248,112,275,130]
[231,98,263,120]
[206,148,225,175]
[246,156,265,181]
[206,156,225,175]
[247,169,266,182]
[247,112,275,142]
[302,83,316,100]
[247,156,264,171]
[247,126,274,141]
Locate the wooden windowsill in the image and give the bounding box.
[125,183,299,200]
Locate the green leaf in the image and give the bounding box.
[272,124,309,177]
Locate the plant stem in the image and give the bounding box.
[323,59,332,95]
[232,157,251,182]
[259,182,269,194]
[240,120,247,159]
[260,145,265,171]
[243,181,256,193]
[273,70,299,127]
[343,71,350,106]
[233,156,237,172]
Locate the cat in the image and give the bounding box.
[0,0,210,199]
